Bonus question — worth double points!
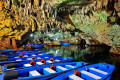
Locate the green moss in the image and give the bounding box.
[99,11,109,22]
[68,0,89,5]
[55,0,90,8]
[70,24,75,30]
[92,10,109,22]
[108,24,120,36]
[70,14,81,27]
[70,9,120,46]
[112,37,120,46]
[110,17,116,22]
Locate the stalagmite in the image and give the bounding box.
[12,38,17,49]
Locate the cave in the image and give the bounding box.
[0,0,120,79]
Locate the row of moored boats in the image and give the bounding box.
[0,44,115,80]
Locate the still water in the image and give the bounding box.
[41,45,120,80]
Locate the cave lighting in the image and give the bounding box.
[30,34,33,37]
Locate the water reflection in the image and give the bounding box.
[42,45,110,62]
[41,45,120,80]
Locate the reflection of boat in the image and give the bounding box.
[0,62,87,80]
[52,63,115,80]
[61,42,71,46]
[32,44,45,49]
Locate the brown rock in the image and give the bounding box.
[110,47,120,54]
[12,38,17,49]
[87,38,104,46]
[46,41,61,46]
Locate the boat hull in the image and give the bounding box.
[0,62,87,80]
[1,57,73,71]
[61,42,71,46]
[51,63,115,80]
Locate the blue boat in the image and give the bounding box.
[31,44,45,49]
[2,51,43,57]
[0,49,26,53]
[0,52,53,61]
[1,57,73,71]
[0,56,73,65]
[7,54,60,61]
[0,54,62,64]
[7,51,50,58]
[0,49,40,52]
[51,63,115,80]
[61,42,71,46]
[0,49,40,55]
[0,62,87,80]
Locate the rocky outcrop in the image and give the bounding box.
[56,0,120,54]
[0,0,58,49]
[0,37,13,49]
[110,47,120,54]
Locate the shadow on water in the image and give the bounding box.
[41,45,120,80]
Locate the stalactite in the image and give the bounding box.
[41,0,44,10]
[54,8,57,18]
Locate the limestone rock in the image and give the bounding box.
[46,41,61,46]
[0,0,120,54]
[110,47,120,54]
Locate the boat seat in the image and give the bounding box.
[56,66,68,72]
[37,57,41,59]
[45,57,49,58]
[55,59,60,62]
[46,60,53,63]
[16,59,22,61]
[15,57,19,58]
[24,64,32,67]
[27,58,32,60]
[89,68,108,75]
[32,55,36,56]
[29,70,41,77]
[81,70,101,79]
[65,65,76,69]
[69,74,84,80]
[36,62,44,65]
[24,55,28,57]
[38,54,43,56]
[43,68,56,75]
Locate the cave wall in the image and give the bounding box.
[0,0,120,54]
[67,0,120,54]
[0,0,59,49]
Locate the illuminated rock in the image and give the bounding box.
[0,0,120,54]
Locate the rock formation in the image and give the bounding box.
[0,0,120,54]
